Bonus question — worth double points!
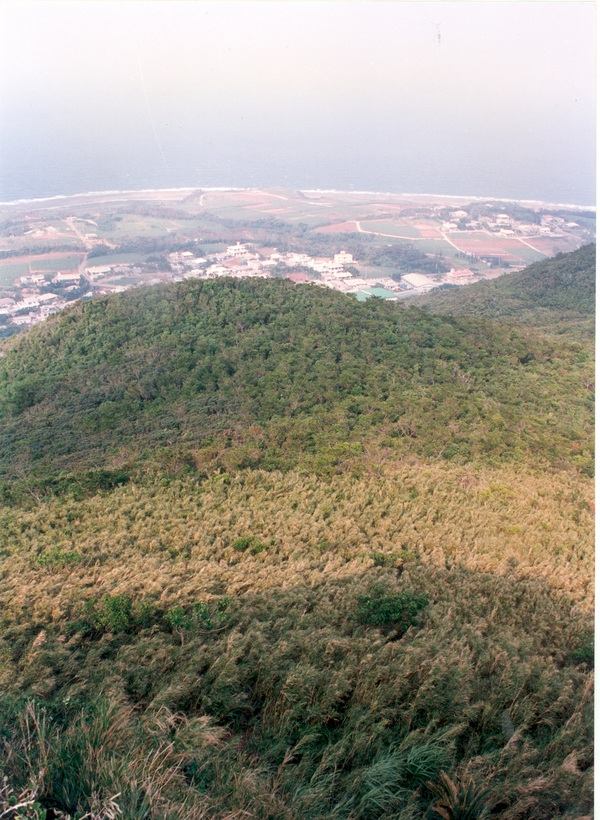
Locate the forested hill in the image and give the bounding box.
[0,275,593,494]
[415,244,595,339]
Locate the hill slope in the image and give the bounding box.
[0,274,594,495]
[0,259,594,819]
[414,243,595,339]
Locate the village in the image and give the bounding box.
[0,189,594,336]
[0,241,485,333]
[166,242,483,299]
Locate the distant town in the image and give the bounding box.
[0,188,594,335]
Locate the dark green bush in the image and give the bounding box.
[165,598,231,633]
[232,536,254,552]
[357,589,429,631]
[35,549,82,568]
[232,536,268,554]
[567,633,594,668]
[95,594,133,633]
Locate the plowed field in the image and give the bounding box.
[315,221,360,233]
[449,232,546,263]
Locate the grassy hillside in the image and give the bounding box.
[414,244,595,340]
[0,466,593,819]
[0,253,594,818]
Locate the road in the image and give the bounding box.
[63,218,93,250]
[356,221,443,242]
[516,237,549,256]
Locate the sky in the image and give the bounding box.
[0,1,596,204]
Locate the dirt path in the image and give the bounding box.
[356,221,442,242]
[517,236,549,256]
[439,231,465,252]
[64,218,93,250]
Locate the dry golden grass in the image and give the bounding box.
[0,462,593,818]
[0,462,592,637]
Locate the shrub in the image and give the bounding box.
[370,550,416,568]
[232,535,268,554]
[96,594,133,633]
[165,598,231,633]
[164,606,192,632]
[567,633,594,668]
[232,536,254,552]
[427,771,491,820]
[35,549,81,569]
[357,589,429,631]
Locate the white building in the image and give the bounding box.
[285,253,312,267]
[54,271,81,284]
[310,260,345,276]
[449,268,474,278]
[11,314,35,326]
[402,273,436,290]
[87,265,113,278]
[206,265,230,277]
[334,251,354,266]
[226,243,249,257]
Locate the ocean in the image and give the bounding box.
[0,129,595,208]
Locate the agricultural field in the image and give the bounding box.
[358,220,423,238]
[0,261,30,285]
[93,215,192,239]
[29,254,84,271]
[448,232,547,263]
[315,221,361,233]
[412,221,443,238]
[0,233,83,253]
[406,237,465,257]
[523,235,585,256]
[84,252,148,268]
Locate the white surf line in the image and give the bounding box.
[3,187,593,211]
[0,187,243,209]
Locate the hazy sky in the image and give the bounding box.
[0,1,596,203]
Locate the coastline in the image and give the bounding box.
[0,185,595,212]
